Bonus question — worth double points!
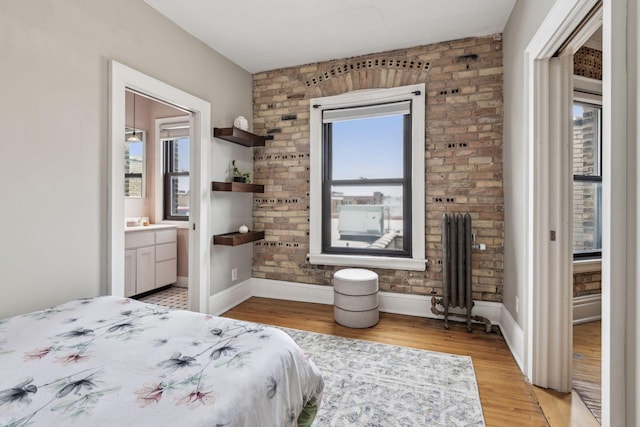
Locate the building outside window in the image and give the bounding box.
[572,100,602,259]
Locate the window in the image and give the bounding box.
[309,84,425,271]
[572,98,602,259]
[124,130,145,198]
[323,102,411,256]
[161,121,190,220]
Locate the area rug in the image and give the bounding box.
[281,328,485,427]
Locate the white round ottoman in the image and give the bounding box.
[333,268,379,328]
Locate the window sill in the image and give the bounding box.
[160,220,190,229]
[308,253,426,271]
[573,259,601,273]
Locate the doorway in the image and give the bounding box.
[124,90,192,308]
[108,60,211,313]
[525,0,629,425]
[570,27,603,422]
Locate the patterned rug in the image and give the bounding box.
[281,328,485,427]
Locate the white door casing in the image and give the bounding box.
[108,60,211,313]
[525,0,630,425]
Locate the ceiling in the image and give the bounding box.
[144,0,516,73]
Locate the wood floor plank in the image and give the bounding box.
[223,297,549,427]
[572,320,601,422]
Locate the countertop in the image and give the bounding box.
[124,224,178,233]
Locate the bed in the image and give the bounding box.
[0,296,324,426]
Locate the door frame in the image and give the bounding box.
[524,0,627,424]
[108,60,211,313]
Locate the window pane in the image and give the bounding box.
[124,177,142,198]
[329,185,404,251]
[573,181,602,254]
[125,140,144,198]
[171,137,190,173]
[170,176,189,217]
[331,115,404,180]
[572,103,601,176]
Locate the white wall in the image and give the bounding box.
[632,0,640,425]
[502,0,558,325]
[0,0,253,318]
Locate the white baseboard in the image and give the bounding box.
[251,278,334,305]
[209,280,253,316]
[573,293,601,325]
[175,276,188,288]
[211,278,502,324]
[498,304,524,371]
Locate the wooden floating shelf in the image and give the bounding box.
[213,127,268,147]
[211,181,264,193]
[213,230,265,246]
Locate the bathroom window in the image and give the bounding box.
[572,100,602,259]
[124,130,145,198]
[163,136,190,220]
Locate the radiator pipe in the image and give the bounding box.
[442,213,449,329]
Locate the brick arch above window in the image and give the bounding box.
[303,56,431,98]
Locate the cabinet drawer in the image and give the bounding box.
[156,242,177,262]
[125,231,155,249]
[156,228,177,244]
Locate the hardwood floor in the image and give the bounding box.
[572,321,601,422]
[223,297,548,426]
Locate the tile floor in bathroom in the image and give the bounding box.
[136,285,188,310]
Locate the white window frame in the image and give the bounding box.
[309,84,426,271]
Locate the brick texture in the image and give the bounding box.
[252,35,504,302]
[573,271,601,297]
[573,46,602,80]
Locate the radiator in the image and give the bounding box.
[431,213,492,333]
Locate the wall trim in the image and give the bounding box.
[176,276,188,288]
[211,277,503,325]
[573,259,602,273]
[499,304,524,371]
[523,0,600,392]
[573,293,602,325]
[108,60,211,314]
[252,278,334,305]
[209,280,253,316]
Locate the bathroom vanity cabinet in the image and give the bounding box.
[125,225,177,297]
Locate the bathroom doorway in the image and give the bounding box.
[124,90,192,309]
[108,60,211,313]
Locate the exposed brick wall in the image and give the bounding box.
[573,46,602,80]
[573,271,601,297]
[252,35,504,302]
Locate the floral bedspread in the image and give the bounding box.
[0,296,324,426]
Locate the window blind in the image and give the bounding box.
[322,100,410,124]
[159,122,190,138]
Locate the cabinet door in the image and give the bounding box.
[136,246,156,294]
[156,260,177,288]
[124,249,136,297]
